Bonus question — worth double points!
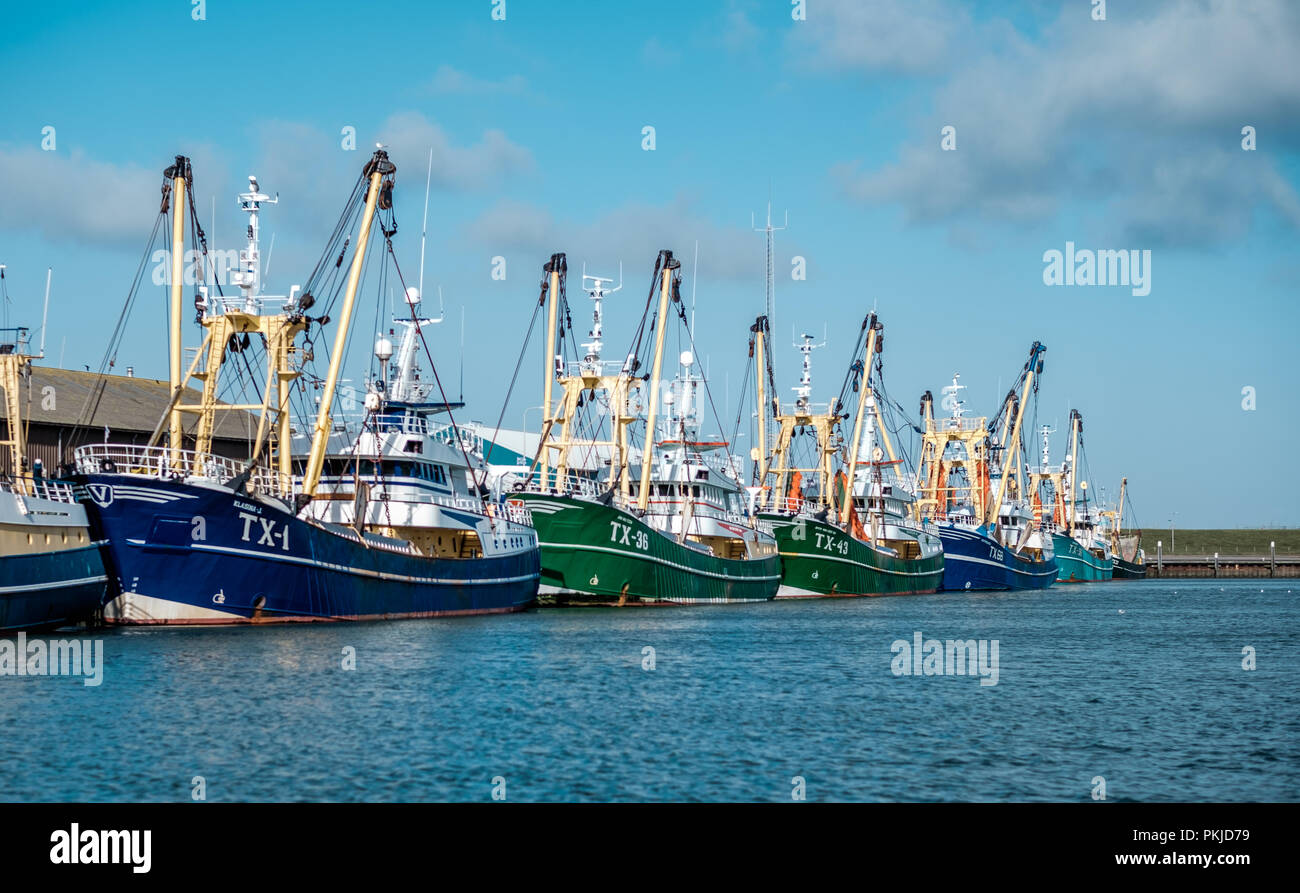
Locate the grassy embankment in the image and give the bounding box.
[1149,529,1299,555]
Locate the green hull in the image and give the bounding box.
[761,514,945,598]
[513,493,781,605]
[1052,532,1113,583]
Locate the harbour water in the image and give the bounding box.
[1,580,1295,802]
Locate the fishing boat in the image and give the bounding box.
[1101,476,1146,578]
[915,344,1058,591]
[73,151,538,624]
[1047,410,1113,583]
[751,314,943,597]
[0,281,108,631]
[509,252,781,605]
[293,287,539,573]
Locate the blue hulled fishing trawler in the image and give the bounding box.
[915,344,1057,591]
[73,152,538,624]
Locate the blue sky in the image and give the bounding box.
[1,0,1297,528]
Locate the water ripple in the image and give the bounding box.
[0,580,1295,801]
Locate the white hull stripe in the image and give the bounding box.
[0,574,108,595]
[108,485,198,503]
[1057,555,1112,573]
[778,550,942,577]
[517,500,570,515]
[121,539,538,587]
[539,583,765,604]
[943,552,1058,578]
[538,541,781,583]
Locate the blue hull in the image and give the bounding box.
[76,475,539,625]
[937,524,1057,591]
[0,543,107,632]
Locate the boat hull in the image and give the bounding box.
[1052,533,1113,583]
[0,542,107,632]
[760,514,943,598]
[937,524,1057,591]
[513,493,781,605]
[75,475,539,625]
[1111,555,1147,579]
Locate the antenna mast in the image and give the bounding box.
[690,240,699,335]
[751,200,787,336]
[39,267,51,357]
[418,147,433,302]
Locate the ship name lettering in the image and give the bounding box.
[814,531,848,555]
[238,511,291,551]
[609,520,648,551]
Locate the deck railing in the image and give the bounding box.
[501,500,533,525]
[74,443,296,500]
[0,475,77,504]
[514,472,605,499]
[934,417,985,433]
[565,359,633,378]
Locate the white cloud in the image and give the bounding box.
[0,144,221,249]
[641,36,682,67]
[0,112,533,263]
[788,0,968,75]
[831,0,1300,246]
[377,111,534,191]
[464,195,773,283]
[721,2,762,54]
[425,64,528,96]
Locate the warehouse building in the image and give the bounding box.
[1,366,260,477]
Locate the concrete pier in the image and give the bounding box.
[1148,553,1300,578]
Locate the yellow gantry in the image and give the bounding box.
[529,253,649,503]
[751,316,840,517]
[1065,409,1081,537]
[986,360,1037,531]
[916,393,992,525]
[537,256,562,489]
[840,319,879,528]
[637,254,678,513]
[167,158,187,464]
[0,346,33,492]
[301,152,392,499]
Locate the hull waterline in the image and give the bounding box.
[0,542,107,632]
[76,474,539,625]
[515,493,781,605]
[1110,555,1147,579]
[761,514,943,598]
[1052,532,1113,583]
[937,524,1057,592]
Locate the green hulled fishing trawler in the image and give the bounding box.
[751,314,943,597]
[509,252,781,605]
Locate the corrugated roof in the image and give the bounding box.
[0,365,260,441]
